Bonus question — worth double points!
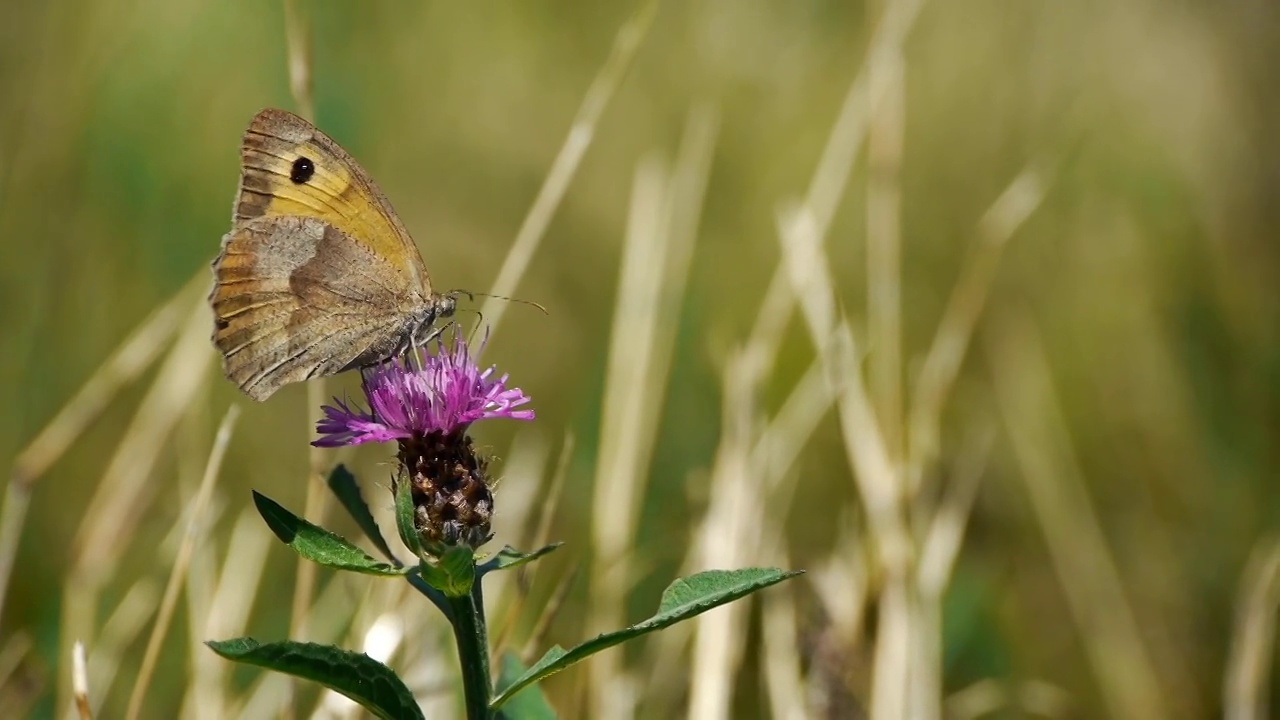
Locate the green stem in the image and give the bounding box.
[447,583,492,719]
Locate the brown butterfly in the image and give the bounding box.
[209,108,457,401]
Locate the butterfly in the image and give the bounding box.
[209,108,457,401]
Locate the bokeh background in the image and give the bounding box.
[2,1,1279,718]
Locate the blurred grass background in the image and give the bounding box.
[2,0,1279,718]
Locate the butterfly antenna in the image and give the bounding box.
[454,290,549,316]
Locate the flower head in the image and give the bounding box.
[314,330,534,448]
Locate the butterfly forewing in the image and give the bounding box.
[233,109,432,292]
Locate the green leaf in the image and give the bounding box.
[207,638,423,720]
[393,475,423,560]
[420,545,476,597]
[491,568,801,708]
[477,544,563,577]
[252,491,403,576]
[495,653,558,720]
[326,465,398,565]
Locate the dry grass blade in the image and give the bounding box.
[917,428,992,597]
[0,273,198,626]
[657,295,832,716]
[899,165,1052,720]
[692,355,834,717]
[755,0,928,555]
[185,507,272,720]
[908,161,1051,495]
[0,685,37,720]
[744,0,928,370]
[686,199,842,718]
[767,5,968,713]
[493,432,572,655]
[755,368,842,717]
[11,272,198,485]
[234,672,291,720]
[653,358,830,701]
[289,380,329,646]
[945,678,1073,720]
[532,432,574,554]
[125,405,240,720]
[478,0,656,333]
[71,299,215,582]
[585,154,669,719]
[521,564,580,664]
[810,521,870,651]
[742,270,796,381]
[0,631,31,693]
[57,298,213,714]
[761,581,809,720]
[776,202,909,720]
[1223,534,1280,720]
[177,414,220,712]
[395,621,456,720]
[587,106,717,719]
[492,430,552,548]
[79,579,162,718]
[911,427,993,720]
[686,351,760,720]
[866,39,905,466]
[775,207,904,568]
[754,359,836,494]
[233,561,366,719]
[988,313,1166,720]
[806,0,924,234]
[72,641,91,720]
[282,0,314,121]
[725,21,931,713]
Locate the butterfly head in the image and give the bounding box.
[439,289,471,318]
[409,290,469,348]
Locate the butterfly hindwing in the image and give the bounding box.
[210,215,416,400]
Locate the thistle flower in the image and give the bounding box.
[314,332,534,447]
[314,330,534,551]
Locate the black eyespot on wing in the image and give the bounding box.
[290,156,315,184]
